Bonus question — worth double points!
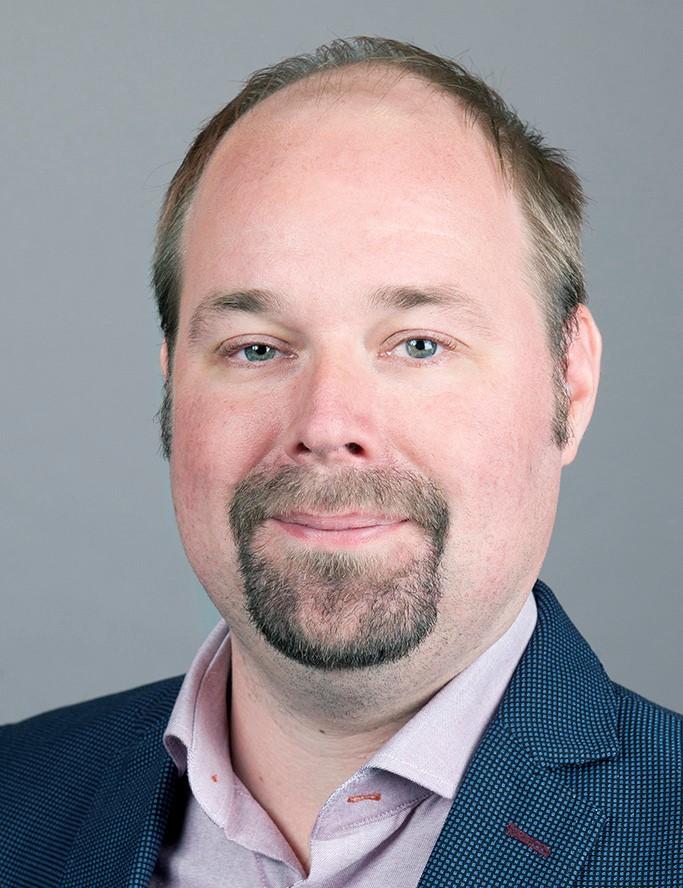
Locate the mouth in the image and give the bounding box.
[273,512,406,530]
[269,513,409,546]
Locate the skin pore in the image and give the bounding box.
[160,66,602,872]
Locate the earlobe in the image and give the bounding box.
[160,340,169,382]
[560,305,602,467]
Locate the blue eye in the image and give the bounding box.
[402,337,439,359]
[241,343,277,362]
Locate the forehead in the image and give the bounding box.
[179,67,533,327]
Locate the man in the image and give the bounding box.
[1,36,680,887]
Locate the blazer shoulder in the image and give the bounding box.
[0,676,184,886]
[611,679,683,740]
[0,674,184,755]
[607,680,682,791]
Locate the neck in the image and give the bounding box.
[227,634,465,872]
[225,588,531,872]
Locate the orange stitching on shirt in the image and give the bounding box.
[347,792,382,803]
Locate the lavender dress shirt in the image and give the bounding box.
[150,592,537,887]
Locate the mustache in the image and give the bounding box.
[228,464,450,542]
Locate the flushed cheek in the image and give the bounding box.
[453,395,557,575]
[411,381,516,473]
[464,406,550,516]
[418,371,552,519]
[170,391,278,520]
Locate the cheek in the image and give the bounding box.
[418,368,559,606]
[168,387,288,587]
[417,362,554,511]
[170,388,279,517]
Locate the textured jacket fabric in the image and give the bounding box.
[1,579,681,887]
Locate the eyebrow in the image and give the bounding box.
[187,284,494,346]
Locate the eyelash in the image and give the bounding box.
[217,333,458,368]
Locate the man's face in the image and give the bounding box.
[162,72,568,675]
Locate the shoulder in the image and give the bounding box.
[0,675,183,788]
[0,677,183,884]
[576,681,681,852]
[1,674,183,742]
[610,680,682,764]
[572,682,683,882]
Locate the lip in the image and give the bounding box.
[269,515,408,546]
[272,512,406,530]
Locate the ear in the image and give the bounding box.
[561,305,602,466]
[160,339,169,382]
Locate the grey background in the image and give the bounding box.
[1,1,681,724]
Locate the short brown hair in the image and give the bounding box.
[153,36,586,456]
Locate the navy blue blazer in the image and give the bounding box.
[1,580,681,887]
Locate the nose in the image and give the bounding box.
[282,353,382,466]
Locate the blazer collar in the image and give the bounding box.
[498,578,620,766]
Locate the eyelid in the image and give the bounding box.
[217,337,292,362]
[380,331,459,356]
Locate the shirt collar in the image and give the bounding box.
[163,589,537,820]
[367,591,537,797]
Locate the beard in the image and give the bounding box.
[227,463,451,671]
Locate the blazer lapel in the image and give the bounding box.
[417,579,620,888]
[61,688,181,888]
[416,719,607,887]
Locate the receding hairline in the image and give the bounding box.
[210,61,505,171]
[181,60,512,253]
[238,59,458,112]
